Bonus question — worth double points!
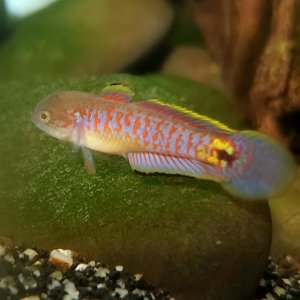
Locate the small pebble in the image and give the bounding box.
[8,284,18,295]
[115,265,123,272]
[49,249,73,270]
[75,263,88,272]
[23,276,37,290]
[95,267,110,278]
[97,283,106,289]
[0,244,6,256]
[273,286,285,296]
[133,288,146,297]
[259,278,266,287]
[265,293,276,300]
[20,296,41,300]
[41,293,47,299]
[50,270,63,281]
[282,278,291,285]
[88,260,95,267]
[18,273,25,283]
[115,287,128,298]
[4,253,15,264]
[116,279,125,289]
[23,248,38,260]
[47,279,62,290]
[63,279,79,300]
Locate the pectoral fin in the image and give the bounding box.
[82,147,96,175]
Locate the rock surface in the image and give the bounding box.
[162,46,222,89]
[0,74,271,299]
[0,0,173,81]
[270,167,300,258]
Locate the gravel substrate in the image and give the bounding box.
[255,255,300,300]
[1,242,299,300]
[0,243,174,300]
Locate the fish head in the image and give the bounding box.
[32,91,83,141]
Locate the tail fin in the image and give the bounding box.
[222,130,296,200]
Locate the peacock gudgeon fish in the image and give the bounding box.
[32,84,296,199]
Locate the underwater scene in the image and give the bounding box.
[0,1,300,299]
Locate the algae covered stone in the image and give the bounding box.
[0,74,271,300]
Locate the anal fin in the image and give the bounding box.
[127,152,225,182]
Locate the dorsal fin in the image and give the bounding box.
[135,99,235,133]
[100,84,134,103]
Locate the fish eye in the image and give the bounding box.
[39,111,50,123]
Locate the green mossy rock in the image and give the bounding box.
[0,74,271,299]
[0,0,173,82]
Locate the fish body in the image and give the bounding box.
[32,84,296,200]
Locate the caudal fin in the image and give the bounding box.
[222,130,296,200]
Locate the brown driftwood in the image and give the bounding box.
[185,0,300,157]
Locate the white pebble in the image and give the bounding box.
[150,292,155,299]
[49,249,73,269]
[117,279,125,289]
[266,293,276,300]
[0,245,6,256]
[47,279,61,290]
[8,284,18,295]
[133,289,146,297]
[115,287,128,298]
[0,279,6,289]
[134,273,143,281]
[75,263,88,272]
[63,279,79,300]
[259,278,266,286]
[23,276,37,290]
[4,254,15,264]
[88,260,96,267]
[97,283,106,289]
[271,279,276,286]
[23,249,38,260]
[33,269,41,277]
[115,265,123,272]
[274,286,286,296]
[50,270,63,281]
[18,273,25,283]
[282,278,291,285]
[95,267,110,278]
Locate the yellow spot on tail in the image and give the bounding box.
[207,151,219,165]
[212,138,234,155]
[196,138,234,167]
[196,144,206,160]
